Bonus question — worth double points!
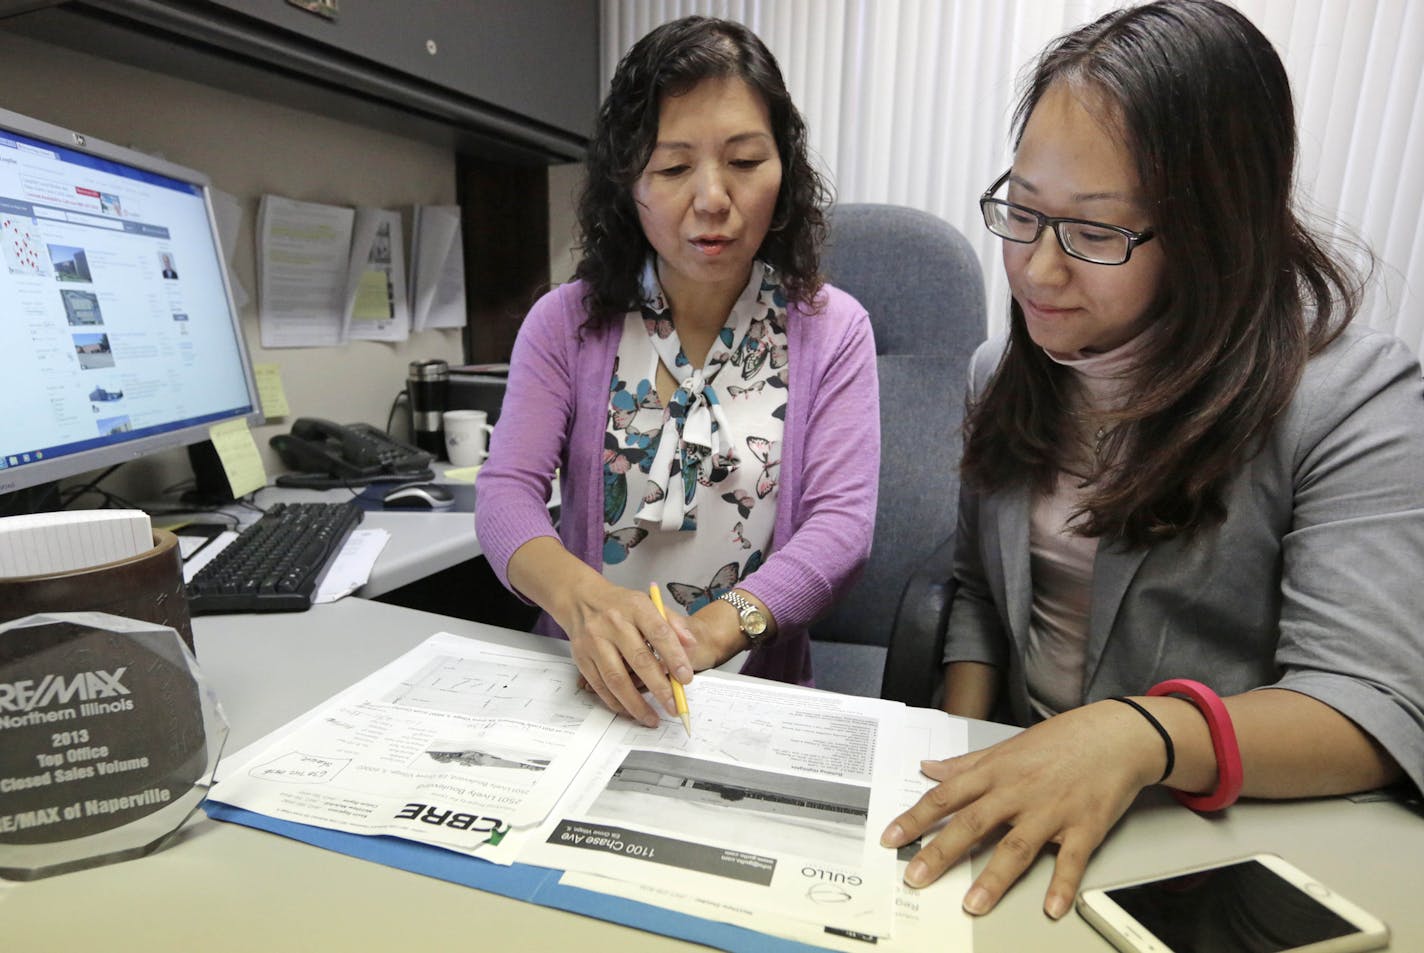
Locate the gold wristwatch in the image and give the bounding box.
[718,590,771,646]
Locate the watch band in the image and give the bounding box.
[717,590,771,646]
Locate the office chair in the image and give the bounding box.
[810,204,986,705]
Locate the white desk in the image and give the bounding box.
[243,469,559,598]
[249,480,483,598]
[7,597,1421,953]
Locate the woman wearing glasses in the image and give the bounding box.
[883,0,1424,921]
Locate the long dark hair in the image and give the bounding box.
[574,15,830,319]
[961,0,1365,546]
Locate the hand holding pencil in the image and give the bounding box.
[649,583,692,736]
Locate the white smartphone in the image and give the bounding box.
[1076,853,1390,953]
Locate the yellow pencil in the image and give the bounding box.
[649,583,691,736]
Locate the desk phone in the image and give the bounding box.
[271,418,434,487]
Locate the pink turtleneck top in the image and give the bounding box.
[1026,332,1149,719]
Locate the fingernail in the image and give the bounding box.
[880,823,904,847]
[1045,893,1070,920]
[963,886,991,915]
[675,665,693,682]
[904,860,929,887]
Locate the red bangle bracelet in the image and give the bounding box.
[1146,678,1243,812]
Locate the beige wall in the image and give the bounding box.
[548,163,583,285]
[0,30,473,501]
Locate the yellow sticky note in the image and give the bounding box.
[253,363,290,419]
[351,269,393,321]
[208,418,268,498]
[444,465,481,483]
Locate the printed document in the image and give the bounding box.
[256,194,354,348]
[520,671,905,937]
[207,634,916,938]
[208,633,615,861]
[408,204,466,331]
[344,207,410,342]
[559,706,974,951]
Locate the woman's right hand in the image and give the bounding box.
[882,699,1168,918]
[557,574,696,728]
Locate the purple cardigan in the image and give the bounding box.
[475,279,880,685]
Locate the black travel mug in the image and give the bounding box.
[407,358,449,458]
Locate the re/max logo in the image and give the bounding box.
[0,670,130,712]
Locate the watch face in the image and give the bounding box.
[743,611,768,637]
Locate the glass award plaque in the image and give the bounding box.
[0,611,227,880]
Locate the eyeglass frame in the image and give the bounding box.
[979,169,1157,266]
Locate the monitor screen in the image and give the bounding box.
[0,106,260,499]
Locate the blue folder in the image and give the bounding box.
[203,801,839,953]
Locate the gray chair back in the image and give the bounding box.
[810,204,986,695]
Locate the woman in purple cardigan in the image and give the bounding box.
[476,16,879,728]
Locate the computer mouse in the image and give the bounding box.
[381,483,455,509]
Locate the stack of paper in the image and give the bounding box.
[206,633,974,952]
[0,509,152,577]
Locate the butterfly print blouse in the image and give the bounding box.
[602,260,788,615]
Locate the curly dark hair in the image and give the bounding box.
[961,0,1365,546]
[574,15,830,320]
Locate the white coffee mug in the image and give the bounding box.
[443,409,495,467]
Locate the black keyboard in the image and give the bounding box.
[186,501,363,614]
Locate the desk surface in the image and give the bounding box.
[251,478,483,598]
[6,598,1420,953]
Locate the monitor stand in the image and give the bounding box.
[181,441,237,507]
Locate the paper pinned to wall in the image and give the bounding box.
[256,194,354,348]
[409,204,467,331]
[210,187,249,310]
[344,207,410,342]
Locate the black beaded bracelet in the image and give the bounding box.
[1110,696,1175,785]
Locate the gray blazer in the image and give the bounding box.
[945,326,1424,794]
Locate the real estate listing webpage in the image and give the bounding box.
[0,124,253,481]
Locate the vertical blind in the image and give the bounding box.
[602,0,1423,350]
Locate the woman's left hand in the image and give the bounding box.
[880,700,1166,919]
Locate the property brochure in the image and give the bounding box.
[520,671,904,937]
[557,706,974,951]
[207,633,616,862]
[206,632,931,943]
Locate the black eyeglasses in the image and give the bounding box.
[979,169,1156,266]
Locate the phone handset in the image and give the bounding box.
[270,418,434,480]
[270,418,384,477]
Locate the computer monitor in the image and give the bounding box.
[0,105,261,504]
